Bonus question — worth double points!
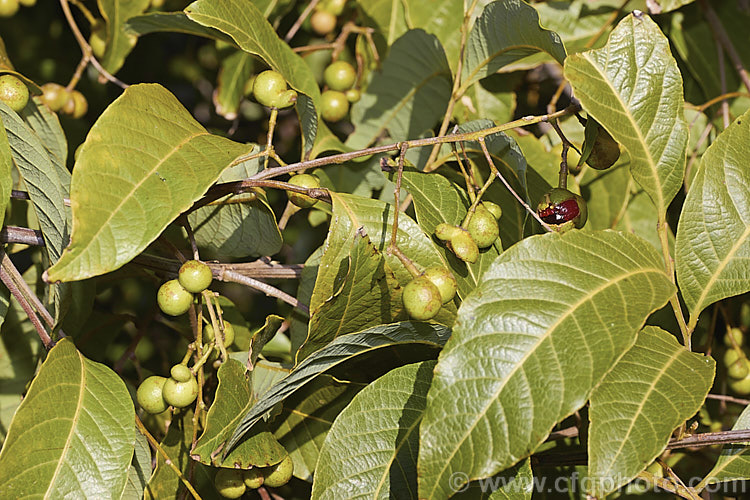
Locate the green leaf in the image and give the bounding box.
[125,12,234,43]
[214,50,254,120]
[45,84,252,282]
[586,326,715,497]
[676,110,750,326]
[0,116,12,229]
[228,321,451,453]
[301,193,455,359]
[564,13,688,219]
[700,403,750,488]
[97,0,151,74]
[188,157,282,259]
[355,0,408,52]
[580,163,631,232]
[272,374,365,481]
[346,29,452,149]
[312,360,435,500]
[461,0,566,90]
[418,230,676,499]
[193,359,287,468]
[402,0,463,68]
[248,314,285,368]
[185,0,321,108]
[121,430,151,500]
[0,338,135,497]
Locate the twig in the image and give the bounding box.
[0,254,53,349]
[705,393,750,406]
[284,0,321,41]
[1,249,57,329]
[221,270,309,313]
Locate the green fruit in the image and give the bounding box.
[434,223,462,242]
[263,455,294,488]
[62,90,88,119]
[402,275,442,321]
[40,83,70,112]
[324,61,356,91]
[243,468,265,489]
[162,375,199,408]
[320,90,349,122]
[729,371,750,395]
[273,88,297,109]
[136,376,169,414]
[482,201,502,220]
[537,187,588,229]
[467,204,499,248]
[170,364,193,383]
[178,260,213,293]
[724,327,744,348]
[345,88,361,103]
[448,229,479,263]
[728,358,750,380]
[586,126,620,170]
[0,0,19,17]
[157,279,193,316]
[253,70,287,108]
[203,321,235,348]
[421,266,457,304]
[723,348,743,369]
[214,468,247,499]
[310,9,336,36]
[0,74,28,112]
[287,173,320,208]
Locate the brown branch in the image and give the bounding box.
[221,270,309,313]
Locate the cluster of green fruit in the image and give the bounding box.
[214,456,294,498]
[39,82,88,118]
[0,0,35,18]
[402,265,457,321]
[156,260,213,316]
[136,363,199,413]
[434,201,502,264]
[722,328,750,395]
[310,0,346,36]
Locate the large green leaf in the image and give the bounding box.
[46,84,252,282]
[227,321,451,453]
[346,29,452,149]
[193,359,287,468]
[564,13,688,218]
[272,374,365,481]
[97,0,151,74]
[301,193,455,359]
[676,110,750,327]
[461,0,566,89]
[214,50,254,120]
[312,360,436,500]
[185,0,320,107]
[699,403,750,488]
[187,156,282,259]
[418,230,676,499]
[586,326,715,497]
[0,338,134,498]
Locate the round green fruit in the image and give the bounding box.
[724,348,743,368]
[467,204,499,248]
[0,0,19,17]
[178,260,213,293]
[586,126,620,170]
[724,327,744,348]
[40,83,70,112]
[157,279,193,316]
[421,266,457,304]
[448,229,479,264]
[214,468,246,499]
[320,90,349,122]
[434,223,462,242]
[728,358,750,380]
[263,455,294,488]
[287,173,320,208]
[162,375,199,408]
[345,88,361,103]
[729,371,750,395]
[0,74,28,112]
[62,90,88,119]
[253,70,288,108]
[537,187,588,229]
[310,9,336,36]
[402,275,442,321]
[136,375,169,414]
[203,321,235,348]
[170,364,193,383]
[243,468,265,489]
[482,201,502,220]
[324,60,356,91]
